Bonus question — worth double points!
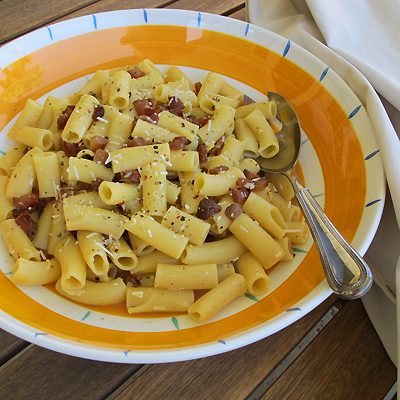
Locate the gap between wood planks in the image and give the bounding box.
[104,298,348,400]
[0,0,180,46]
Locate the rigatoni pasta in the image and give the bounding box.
[0,59,307,324]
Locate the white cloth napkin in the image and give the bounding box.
[247,0,400,369]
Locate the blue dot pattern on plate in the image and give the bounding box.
[286,307,302,312]
[198,12,202,27]
[172,316,179,330]
[218,340,226,345]
[245,293,260,302]
[283,40,291,57]
[82,311,91,321]
[245,23,250,37]
[143,9,148,23]
[365,150,380,160]
[348,105,362,119]
[47,27,53,41]
[293,248,308,254]
[319,67,329,82]
[35,332,49,338]
[124,350,131,356]
[92,14,97,30]
[365,199,382,207]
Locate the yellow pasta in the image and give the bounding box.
[229,213,285,270]
[12,258,61,285]
[188,273,247,323]
[0,60,307,323]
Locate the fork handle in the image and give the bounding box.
[291,175,373,299]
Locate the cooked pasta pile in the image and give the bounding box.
[0,59,310,323]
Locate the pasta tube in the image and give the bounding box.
[12,258,61,285]
[235,252,270,296]
[154,263,218,290]
[229,213,285,270]
[188,273,247,323]
[56,278,127,306]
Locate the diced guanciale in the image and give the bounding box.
[169,136,186,150]
[15,213,38,241]
[186,116,210,128]
[93,148,109,165]
[121,169,141,184]
[209,135,226,156]
[128,137,148,147]
[197,143,208,164]
[90,135,108,152]
[196,198,221,220]
[194,82,202,95]
[224,203,243,220]
[243,169,259,180]
[230,188,249,204]
[92,104,105,121]
[127,68,146,79]
[166,96,185,117]
[60,139,85,157]
[91,178,104,191]
[208,165,229,175]
[252,177,269,191]
[133,99,156,116]
[13,193,38,211]
[57,105,75,130]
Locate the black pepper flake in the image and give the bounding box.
[153,145,159,149]
[180,216,186,221]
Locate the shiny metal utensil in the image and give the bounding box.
[255,92,373,299]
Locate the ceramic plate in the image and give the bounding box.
[0,9,384,363]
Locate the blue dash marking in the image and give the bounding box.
[47,27,53,41]
[293,248,308,254]
[286,307,302,312]
[245,293,260,302]
[198,12,201,27]
[348,105,362,119]
[301,138,309,146]
[124,350,131,356]
[35,332,49,338]
[172,316,179,330]
[218,340,226,345]
[0,150,6,155]
[92,14,97,30]
[283,40,291,57]
[313,193,325,198]
[82,311,91,321]
[365,150,380,160]
[365,199,382,207]
[143,9,148,23]
[319,67,329,82]
[245,23,250,36]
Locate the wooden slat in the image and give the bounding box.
[262,299,397,400]
[229,8,247,21]
[113,296,338,400]
[165,0,245,14]
[0,330,29,365]
[0,346,142,399]
[54,0,177,23]
[0,0,101,44]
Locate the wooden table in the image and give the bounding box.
[0,1,396,399]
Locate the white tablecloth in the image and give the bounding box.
[247,0,400,370]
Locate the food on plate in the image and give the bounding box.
[0,59,310,323]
